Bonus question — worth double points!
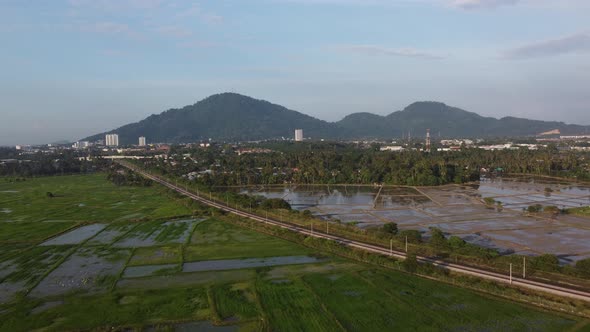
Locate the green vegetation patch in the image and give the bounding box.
[116,270,256,291]
[568,206,590,217]
[304,270,578,332]
[186,219,311,261]
[1,245,74,287]
[0,222,77,244]
[0,288,210,332]
[256,277,343,331]
[0,174,191,224]
[211,283,259,322]
[128,246,182,266]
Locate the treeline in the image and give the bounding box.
[145,143,590,187]
[107,166,153,187]
[0,151,103,177]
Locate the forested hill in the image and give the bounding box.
[337,102,590,138]
[84,93,589,143]
[84,93,341,144]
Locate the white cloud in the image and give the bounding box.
[155,25,193,38]
[68,0,163,11]
[337,45,445,60]
[451,0,519,10]
[503,33,590,59]
[176,4,224,24]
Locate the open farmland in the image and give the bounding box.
[0,174,587,331]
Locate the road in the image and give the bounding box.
[121,163,590,303]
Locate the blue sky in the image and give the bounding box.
[1,0,589,145]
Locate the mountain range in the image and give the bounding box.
[84,93,589,144]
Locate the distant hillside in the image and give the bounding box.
[84,93,590,143]
[337,101,590,138]
[84,93,341,144]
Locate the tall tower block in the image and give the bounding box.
[425,129,431,152]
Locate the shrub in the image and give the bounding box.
[531,254,560,272]
[260,198,291,210]
[383,222,398,235]
[402,253,418,273]
[575,258,590,277]
[527,204,543,213]
[398,230,422,244]
[429,227,448,250]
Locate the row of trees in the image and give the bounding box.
[145,143,590,188]
[0,151,102,177]
[106,166,153,186]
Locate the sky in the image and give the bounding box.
[1,0,589,145]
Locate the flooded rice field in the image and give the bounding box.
[0,246,74,303]
[123,264,179,278]
[113,219,203,248]
[235,176,590,263]
[183,256,322,273]
[40,224,107,246]
[29,247,130,297]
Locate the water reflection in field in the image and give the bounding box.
[228,176,590,263]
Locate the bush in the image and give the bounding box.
[301,210,313,218]
[543,205,559,214]
[532,254,560,272]
[398,230,422,244]
[429,227,448,250]
[575,258,590,277]
[402,253,418,273]
[260,198,291,210]
[448,236,466,250]
[527,204,543,213]
[383,222,398,235]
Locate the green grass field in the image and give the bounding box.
[569,206,590,217]
[0,174,588,332]
[210,282,259,322]
[303,270,577,331]
[0,173,191,224]
[185,219,312,261]
[128,245,182,266]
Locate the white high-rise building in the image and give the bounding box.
[105,134,119,147]
[138,136,146,147]
[295,129,303,142]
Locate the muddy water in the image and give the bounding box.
[30,247,130,297]
[228,179,590,262]
[123,264,178,278]
[183,256,321,273]
[40,224,107,246]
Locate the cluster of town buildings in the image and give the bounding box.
[9,127,590,155]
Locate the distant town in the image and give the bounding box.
[6,127,590,161]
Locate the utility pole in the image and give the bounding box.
[311,222,314,235]
[390,239,393,256]
[326,221,329,234]
[265,211,268,223]
[523,257,526,279]
[405,236,408,253]
[509,263,513,285]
